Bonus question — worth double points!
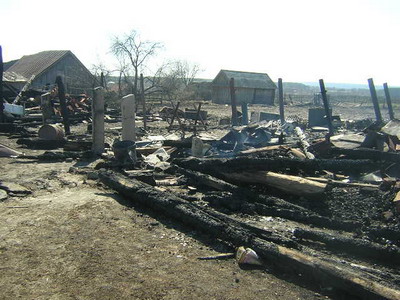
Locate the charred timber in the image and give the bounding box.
[170,166,312,212]
[294,228,400,265]
[331,147,400,164]
[99,170,400,300]
[205,193,361,232]
[17,138,66,149]
[174,157,382,175]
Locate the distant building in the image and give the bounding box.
[212,70,277,105]
[3,50,95,94]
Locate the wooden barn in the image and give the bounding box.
[3,50,95,94]
[212,70,277,105]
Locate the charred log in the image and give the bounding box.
[174,157,382,176]
[294,228,400,265]
[98,170,400,300]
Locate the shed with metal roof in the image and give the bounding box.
[212,70,277,105]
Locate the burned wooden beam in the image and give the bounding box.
[206,194,361,232]
[174,157,382,176]
[17,138,66,149]
[172,166,316,214]
[294,228,400,265]
[319,79,334,136]
[383,83,395,120]
[278,78,285,124]
[331,147,400,164]
[140,73,147,131]
[230,78,238,126]
[98,170,400,300]
[368,78,383,123]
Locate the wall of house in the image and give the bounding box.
[32,54,94,94]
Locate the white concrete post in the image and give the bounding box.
[92,87,105,154]
[121,94,136,141]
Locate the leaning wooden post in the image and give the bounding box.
[319,79,334,136]
[0,45,4,123]
[367,78,382,123]
[121,94,136,141]
[229,78,238,126]
[55,76,70,135]
[383,83,395,120]
[140,73,147,130]
[278,78,285,124]
[92,87,105,155]
[241,103,248,125]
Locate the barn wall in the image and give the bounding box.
[236,88,255,104]
[32,54,94,93]
[253,89,275,105]
[212,86,230,104]
[212,86,276,105]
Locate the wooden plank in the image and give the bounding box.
[221,171,327,196]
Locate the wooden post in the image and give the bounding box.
[0,45,4,123]
[229,78,238,126]
[168,101,181,131]
[140,73,147,130]
[383,83,395,120]
[278,78,285,124]
[367,78,382,123]
[92,87,105,155]
[55,76,70,135]
[318,79,334,136]
[193,102,203,135]
[100,72,105,88]
[121,94,136,141]
[241,103,248,125]
[40,92,53,124]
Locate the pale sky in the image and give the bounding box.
[2,0,400,86]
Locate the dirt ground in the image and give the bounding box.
[0,102,393,299]
[0,157,326,300]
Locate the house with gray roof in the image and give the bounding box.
[212,70,277,105]
[3,50,95,94]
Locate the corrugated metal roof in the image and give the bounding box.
[5,50,70,79]
[215,70,277,89]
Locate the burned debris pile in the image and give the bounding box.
[1,77,400,299]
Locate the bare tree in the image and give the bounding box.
[157,59,202,101]
[111,30,163,97]
[91,61,112,90]
[172,60,201,87]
